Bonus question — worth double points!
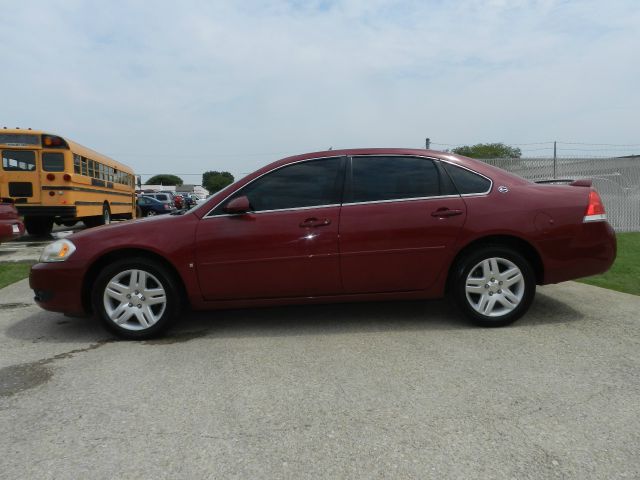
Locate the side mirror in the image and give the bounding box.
[224,195,251,214]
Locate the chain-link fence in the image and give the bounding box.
[481,157,640,232]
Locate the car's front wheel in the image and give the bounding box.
[451,246,536,327]
[92,257,181,339]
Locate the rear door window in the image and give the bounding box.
[2,150,36,171]
[348,156,455,203]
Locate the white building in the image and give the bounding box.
[139,184,209,199]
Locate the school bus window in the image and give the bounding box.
[2,150,36,171]
[88,159,95,177]
[81,158,88,176]
[42,153,65,172]
[74,154,81,174]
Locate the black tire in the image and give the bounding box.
[91,257,182,340]
[24,216,54,236]
[62,221,77,227]
[101,203,111,225]
[84,204,111,228]
[450,245,536,327]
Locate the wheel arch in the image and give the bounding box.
[446,234,544,293]
[82,248,188,313]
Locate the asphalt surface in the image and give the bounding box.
[0,272,639,479]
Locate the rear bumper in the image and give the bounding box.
[16,205,77,217]
[0,220,25,242]
[540,221,617,284]
[29,262,87,315]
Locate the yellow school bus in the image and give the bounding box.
[0,128,136,235]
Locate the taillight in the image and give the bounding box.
[46,173,55,181]
[584,190,606,223]
[63,174,71,181]
[164,204,170,210]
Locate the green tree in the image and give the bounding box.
[452,143,521,159]
[145,174,183,186]
[202,171,234,194]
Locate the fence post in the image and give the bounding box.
[553,141,557,179]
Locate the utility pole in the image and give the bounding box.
[425,138,431,149]
[553,141,557,179]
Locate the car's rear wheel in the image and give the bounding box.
[92,257,181,339]
[451,246,536,327]
[146,210,157,217]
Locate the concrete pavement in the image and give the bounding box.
[1,278,639,479]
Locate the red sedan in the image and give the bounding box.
[30,149,616,339]
[0,201,25,243]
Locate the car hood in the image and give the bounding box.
[64,212,199,260]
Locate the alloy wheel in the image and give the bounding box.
[465,257,525,317]
[102,269,167,331]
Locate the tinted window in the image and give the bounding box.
[42,153,65,172]
[442,163,491,194]
[349,156,452,203]
[2,150,36,171]
[156,194,169,201]
[217,157,343,214]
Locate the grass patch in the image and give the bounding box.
[0,262,33,289]
[578,232,640,296]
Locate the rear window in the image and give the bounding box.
[2,150,36,171]
[42,152,65,172]
[155,194,169,201]
[442,163,492,194]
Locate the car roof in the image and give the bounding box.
[140,195,163,203]
[250,148,530,186]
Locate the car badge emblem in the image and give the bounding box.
[498,185,509,193]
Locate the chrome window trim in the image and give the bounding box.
[204,156,344,218]
[204,153,493,219]
[342,194,461,207]
[211,204,342,218]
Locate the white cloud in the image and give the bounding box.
[1,0,638,180]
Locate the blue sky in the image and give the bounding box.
[1,0,639,182]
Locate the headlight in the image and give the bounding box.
[39,239,76,263]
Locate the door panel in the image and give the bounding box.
[195,206,342,300]
[1,149,41,203]
[339,197,466,293]
[339,155,466,294]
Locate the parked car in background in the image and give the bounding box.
[173,194,184,210]
[181,194,197,209]
[137,196,175,216]
[30,148,616,339]
[143,192,175,209]
[0,200,25,243]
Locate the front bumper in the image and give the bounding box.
[29,262,87,315]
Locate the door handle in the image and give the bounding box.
[431,208,463,218]
[299,217,331,228]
